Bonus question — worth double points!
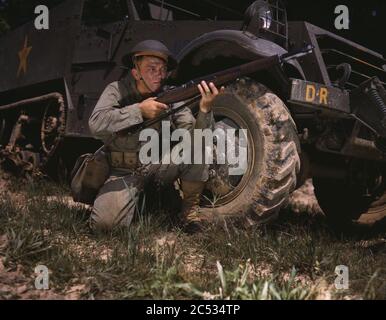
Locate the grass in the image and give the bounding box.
[0,175,385,299]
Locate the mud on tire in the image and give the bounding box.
[202,77,301,225]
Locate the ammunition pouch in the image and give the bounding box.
[109,151,139,169]
[70,149,110,205]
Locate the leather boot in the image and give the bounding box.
[180,180,205,233]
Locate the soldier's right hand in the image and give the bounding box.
[139,98,168,119]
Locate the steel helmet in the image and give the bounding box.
[122,39,177,70]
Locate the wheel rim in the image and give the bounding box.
[202,105,258,207]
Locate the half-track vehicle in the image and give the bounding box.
[1,0,386,231]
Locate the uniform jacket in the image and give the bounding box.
[89,74,214,153]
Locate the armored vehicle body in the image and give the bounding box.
[1,0,386,231]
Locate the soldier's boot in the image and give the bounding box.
[180,180,206,233]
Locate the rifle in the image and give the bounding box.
[119,44,314,134]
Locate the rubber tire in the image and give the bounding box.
[202,77,301,225]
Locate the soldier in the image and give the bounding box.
[88,39,221,232]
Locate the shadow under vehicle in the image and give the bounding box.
[1,0,386,232]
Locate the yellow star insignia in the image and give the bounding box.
[17,36,32,77]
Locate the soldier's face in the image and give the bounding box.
[132,56,168,93]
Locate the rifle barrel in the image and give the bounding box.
[157,54,280,105]
[116,45,313,135]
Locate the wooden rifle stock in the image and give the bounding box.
[156,55,280,105]
[117,45,313,134]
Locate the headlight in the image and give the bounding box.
[258,7,272,29]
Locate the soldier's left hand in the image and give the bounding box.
[197,81,225,113]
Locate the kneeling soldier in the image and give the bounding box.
[88,39,220,232]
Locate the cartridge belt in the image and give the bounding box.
[109,151,139,169]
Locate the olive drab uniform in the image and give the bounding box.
[88,74,214,229]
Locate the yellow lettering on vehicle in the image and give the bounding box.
[304,84,329,106]
[319,87,328,105]
[305,85,316,102]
